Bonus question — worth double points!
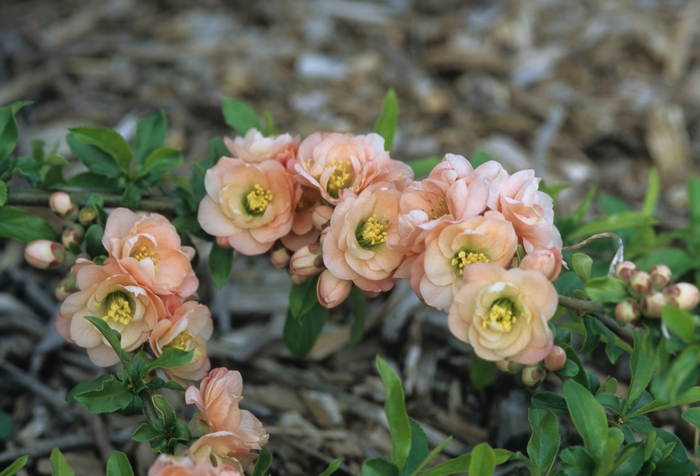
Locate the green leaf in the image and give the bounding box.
[209,242,234,290]
[470,355,497,390]
[262,110,278,136]
[375,356,411,469]
[131,423,163,442]
[83,315,130,365]
[0,181,7,206]
[152,394,176,429]
[222,97,261,136]
[163,380,187,391]
[146,347,194,373]
[65,374,114,402]
[531,391,569,416]
[362,457,400,476]
[408,436,452,476]
[559,342,590,388]
[69,126,133,174]
[559,446,595,474]
[628,387,700,417]
[283,302,329,358]
[642,168,660,217]
[0,455,28,476]
[570,210,655,238]
[349,286,367,346]
[317,460,341,476]
[572,253,593,282]
[121,183,144,210]
[133,110,167,165]
[527,409,560,474]
[585,276,629,303]
[651,346,700,403]
[0,102,30,162]
[67,134,121,178]
[470,150,495,168]
[406,156,441,178]
[634,248,696,278]
[251,447,272,476]
[592,319,624,364]
[106,451,134,476]
[399,419,429,476]
[661,306,695,344]
[160,171,194,197]
[373,89,399,151]
[289,275,321,319]
[67,171,122,192]
[417,450,511,476]
[622,331,656,415]
[50,448,75,476]
[84,224,107,258]
[563,380,608,461]
[74,376,133,414]
[0,206,57,242]
[469,443,496,476]
[141,147,183,175]
[0,410,12,440]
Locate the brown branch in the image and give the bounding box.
[557,295,605,314]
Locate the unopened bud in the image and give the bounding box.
[287,269,308,285]
[649,264,673,291]
[495,359,525,374]
[269,243,292,270]
[49,192,79,220]
[61,224,85,249]
[521,365,546,387]
[614,261,637,282]
[24,240,67,269]
[615,299,640,324]
[78,207,97,226]
[215,236,232,249]
[519,247,562,281]
[640,291,667,318]
[289,243,324,277]
[316,269,352,309]
[664,283,700,311]
[628,269,652,296]
[312,205,334,231]
[544,346,567,371]
[55,274,77,301]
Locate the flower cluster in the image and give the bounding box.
[54,208,213,382]
[198,129,563,366]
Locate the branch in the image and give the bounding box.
[557,295,605,314]
[6,188,178,215]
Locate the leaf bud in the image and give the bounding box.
[78,207,97,226]
[627,269,652,296]
[289,242,324,277]
[495,359,525,374]
[614,260,637,282]
[543,345,567,371]
[664,283,700,311]
[24,240,67,269]
[49,192,79,221]
[521,364,546,387]
[269,242,292,270]
[649,264,673,291]
[615,299,640,324]
[61,223,85,249]
[640,291,667,318]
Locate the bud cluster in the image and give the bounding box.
[613,261,699,322]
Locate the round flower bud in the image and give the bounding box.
[615,299,640,324]
[628,269,652,296]
[614,261,637,282]
[640,292,667,318]
[61,223,85,249]
[495,359,525,374]
[78,207,98,226]
[521,364,546,387]
[289,243,324,277]
[269,243,292,270]
[215,236,233,249]
[287,269,308,285]
[543,345,567,371]
[24,240,67,269]
[312,205,334,231]
[664,283,700,311]
[649,264,673,291]
[49,192,79,220]
[55,274,77,301]
[519,247,563,281]
[316,269,352,308]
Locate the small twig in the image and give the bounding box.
[0,431,131,463]
[562,232,625,276]
[558,295,604,314]
[81,406,114,466]
[0,361,68,411]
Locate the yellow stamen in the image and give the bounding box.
[246,184,273,214]
[430,197,448,219]
[357,214,389,247]
[451,250,489,275]
[103,292,132,325]
[326,160,352,198]
[166,330,192,351]
[482,299,517,332]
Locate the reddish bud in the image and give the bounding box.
[664,283,700,311]
[640,292,667,318]
[24,240,67,269]
[55,274,77,301]
[78,207,97,226]
[495,359,525,374]
[289,243,324,277]
[215,236,232,249]
[61,224,85,249]
[615,299,640,324]
[519,247,562,281]
[521,364,546,387]
[628,269,652,296]
[543,345,567,371]
[316,269,352,309]
[312,205,334,231]
[269,243,292,270]
[49,192,78,220]
[614,261,637,282]
[649,264,673,291]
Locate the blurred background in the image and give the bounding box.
[1,0,700,474]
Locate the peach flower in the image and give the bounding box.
[103,208,198,298]
[292,132,413,204]
[149,301,213,383]
[185,368,269,450]
[190,431,258,472]
[224,128,299,167]
[148,455,242,476]
[519,247,563,281]
[411,212,518,311]
[198,158,297,255]
[316,269,353,308]
[281,186,322,252]
[448,263,557,364]
[55,258,165,366]
[473,160,510,211]
[322,187,404,293]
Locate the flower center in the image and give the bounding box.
[166,330,193,351]
[326,160,352,198]
[245,184,273,214]
[483,298,518,332]
[103,292,133,325]
[451,250,489,276]
[132,245,160,272]
[357,214,389,248]
[430,197,448,219]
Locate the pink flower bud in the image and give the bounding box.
[543,345,567,371]
[614,260,637,281]
[287,269,308,285]
[61,224,85,249]
[664,283,700,311]
[649,264,673,291]
[495,359,525,374]
[269,243,292,270]
[628,269,652,296]
[215,236,232,249]
[312,205,334,231]
[289,243,324,277]
[316,269,352,308]
[78,207,97,226]
[55,274,77,301]
[640,291,667,318]
[519,247,562,281]
[24,240,67,269]
[49,192,78,220]
[521,364,546,387]
[615,299,640,324]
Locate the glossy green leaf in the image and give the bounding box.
[84,315,130,365]
[142,147,183,174]
[222,97,261,136]
[84,224,106,258]
[318,459,341,476]
[563,380,608,461]
[373,89,399,151]
[0,181,7,206]
[50,448,75,476]
[0,206,57,242]
[67,171,122,191]
[470,355,497,390]
[661,306,695,344]
[376,355,411,469]
[121,183,144,210]
[106,451,134,476]
[408,436,452,476]
[642,168,660,217]
[0,455,28,476]
[651,346,700,403]
[209,242,234,290]
[469,443,496,476]
[362,457,400,476]
[635,247,696,278]
[161,171,194,196]
[146,347,194,373]
[74,376,132,414]
[417,450,511,476]
[251,447,272,476]
[399,419,429,476]
[65,374,114,402]
[559,342,590,388]
[133,110,167,165]
[283,302,329,358]
[622,331,656,415]
[0,102,30,162]
[131,423,162,442]
[527,409,560,474]
[407,156,440,178]
[349,286,367,346]
[572,253,593,282]
[470,150,495,168]
[289,275,321,319]
[153,394,176,429]
[570,210,655,238]
[262,110,278,136]
[628,387,700,417]
[682,407,700,432]
[69,126,132,174]
[585,276,629,303]
[531,391,569,416]
[67,134,121,178]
